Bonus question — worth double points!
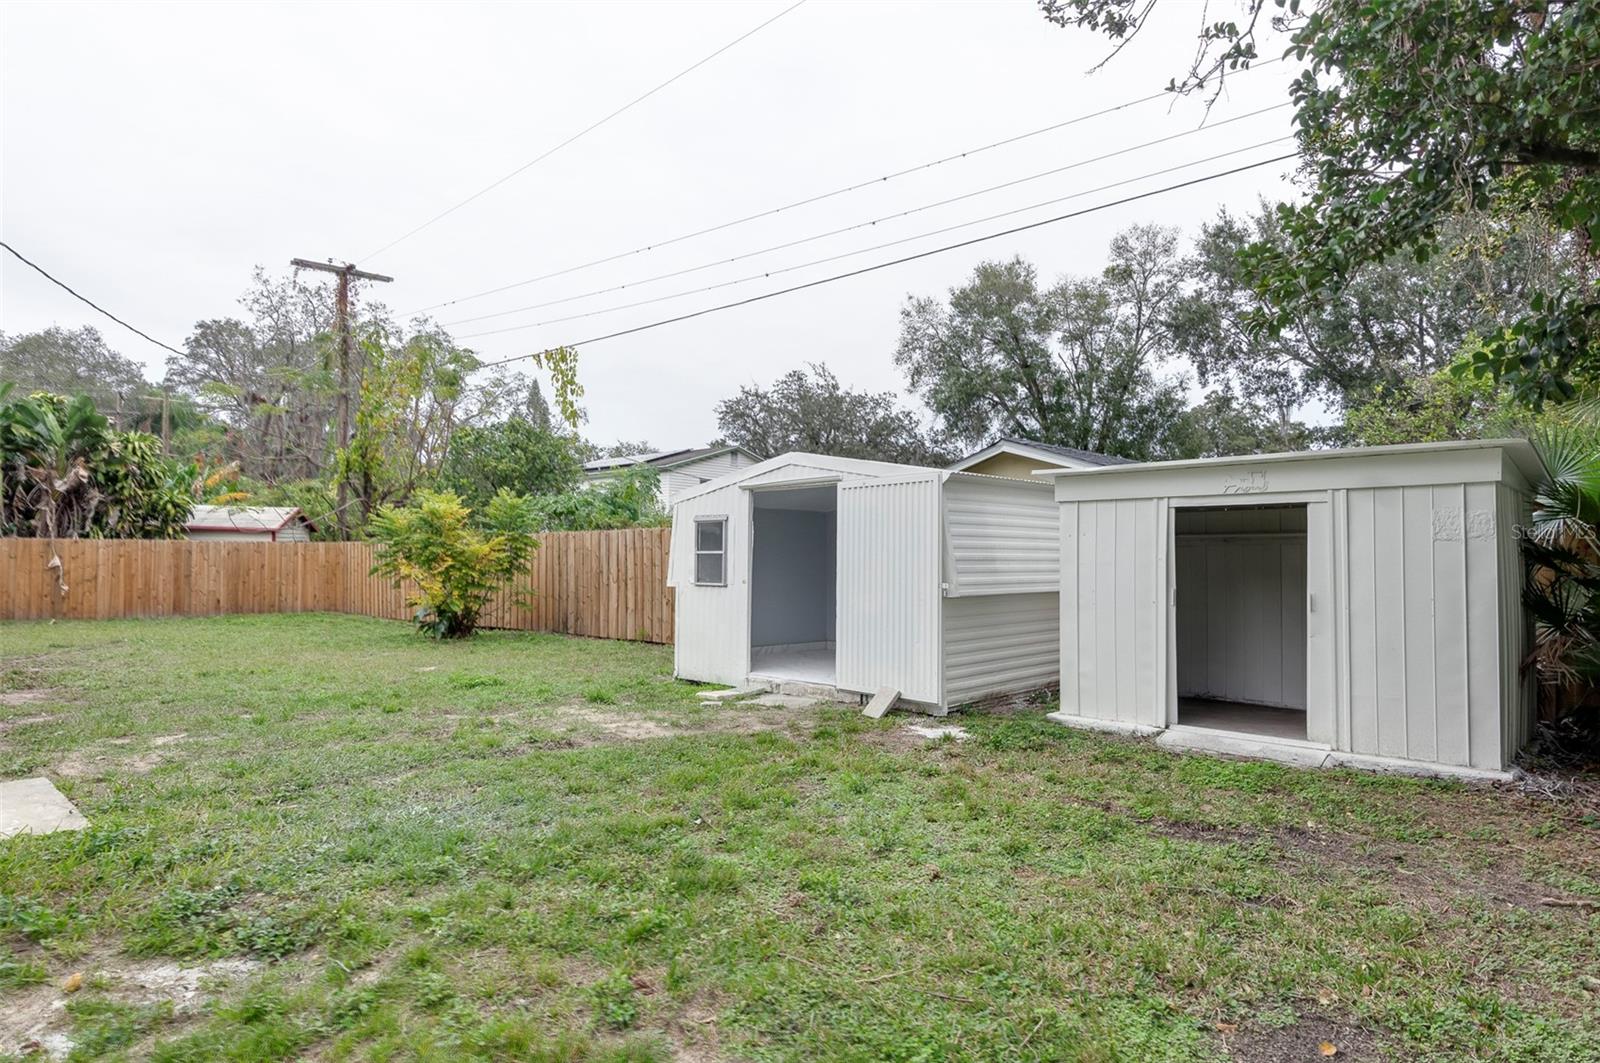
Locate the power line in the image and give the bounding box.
[0,240,186,358]
[361,0,809,264]
[406,55,1284,316]
[457,137,1294,340]
[471,151,1299,366]
[443,104,1291,329]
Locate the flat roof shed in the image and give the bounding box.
[1038,439,1544,780]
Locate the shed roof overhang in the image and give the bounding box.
[1035,439,1546,503]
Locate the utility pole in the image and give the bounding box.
[289,258,393,538]
[160,388,171,455]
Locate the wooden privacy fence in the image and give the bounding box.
[0,528,675,643]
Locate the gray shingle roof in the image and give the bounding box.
[991,436,1135,466]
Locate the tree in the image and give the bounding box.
[896,236,1192,460]
[1174,204,1582,414]
[437,418,586,508]
[1041,0,1600,408]
[165,268,338,484]
[716,363,945,464]
[1,326,158,428]
[0,385,191,542]
[1169,391,1316,458]
[368,489,539,639]
[1341,350,1519,447]
[528,465,668,532]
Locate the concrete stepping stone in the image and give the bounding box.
[746,693,819,709]
[696,686,763,702]
[0,777,89,837]
[906,724,970,742]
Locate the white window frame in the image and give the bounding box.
[693,515,728,586]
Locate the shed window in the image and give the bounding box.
[694,517,727,585]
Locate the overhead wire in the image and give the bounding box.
[456,137,1295,340]
[361,0,810,264]
[1,240,187,358]
[404,55,1284,316]
[470,150,1300,366]
[442,104,1292,329]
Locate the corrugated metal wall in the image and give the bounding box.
[943,592,1059,705]
[668,483,750,686]
[943,475,1059,595]
[1059,498,1166,729]
[837,477,943,703]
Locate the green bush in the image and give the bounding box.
[367,489,539,639]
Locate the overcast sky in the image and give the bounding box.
[1,1,1303,448]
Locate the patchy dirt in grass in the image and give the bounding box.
[1218,1008,1384,1062]
[1139,809,1594,916]
[52,748,166,778]
[0,712,54,732]
[0,953,261,1059]
[0,689,54,707]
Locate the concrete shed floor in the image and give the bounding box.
[749,643,835,685]
[1177,697,1307,741]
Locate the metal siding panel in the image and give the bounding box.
[836,478,941,703]
[1306,501,1337,745]
[942,593,1060,705]
[1175,541,1206,696]
[1133,502,1156,714]
[1059,502,1081,715]
[1465,482,1502,769]
[1401,485,1437,764]
[1281,540,1308,711]
[1079,502,1100,716]
[1432,484,1471,766]
[1372,488,1408,758]
[943,477,1059,595]
[1098,502,1121,720]
[1115,500,1137,721]
[1346,490,1380,754]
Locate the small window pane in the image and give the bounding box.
[695,552,724,585]
[696,520,724,551]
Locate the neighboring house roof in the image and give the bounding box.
[185,505,316,534]
[947,436,1135,472]
[582,444,761,476]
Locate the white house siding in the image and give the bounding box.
[276,523,312,543]
[1058,498,1165,730]
[836,476,943,704]
[668,483,751,687]
[942,592,1059,706]
[942,475,1059,595]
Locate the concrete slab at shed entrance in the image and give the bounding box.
[0,777,89,837]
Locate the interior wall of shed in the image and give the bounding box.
[750,490,836,650]
[1175,504,1309,731]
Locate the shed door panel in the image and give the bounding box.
[836,479,942,703]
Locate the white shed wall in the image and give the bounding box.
[943,475,1059,595]
[1342,483,1515,770]
[668,483,751,686]
[943,592,1059,706]
[1059,498,1166,729]
[1054,446,1535,772]
[836,476,943,704]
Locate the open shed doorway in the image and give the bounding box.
[1174,503,1309,741]
[749,485,837,685]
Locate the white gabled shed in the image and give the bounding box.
[1040,439,1544,780]
[667,453,1060,712]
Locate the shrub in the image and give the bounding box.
[367,489,538,639]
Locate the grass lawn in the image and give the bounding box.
[2,614,1598,1062]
